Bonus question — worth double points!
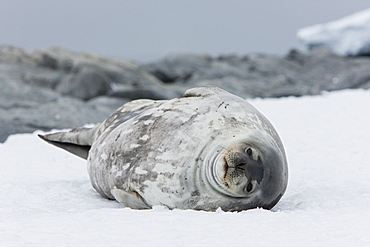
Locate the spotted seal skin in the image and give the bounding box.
[39,86,288,211]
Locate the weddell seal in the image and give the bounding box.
[39,86,288,211]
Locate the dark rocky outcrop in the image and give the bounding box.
[0,46,167,142]
[1,45,369,142]
[141,48,370,98]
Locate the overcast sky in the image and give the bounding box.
[0,0,369,62]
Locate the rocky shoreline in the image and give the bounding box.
[1,45,370,142]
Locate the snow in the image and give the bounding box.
[2,89,370,246]
[297,8,370,56]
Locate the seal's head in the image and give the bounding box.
[206,130,288,210]
[222,144,264,196]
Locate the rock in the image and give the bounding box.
[88,96,130,110]
[109,83,180,100]
[12,97,113,132]
[297,8,370,56]
[0,45,370,142]
[141,49,370,98]
[0,77,60,109]
[37,47,171,101]
[0,76,115,141]
[56,67,112,100]
[0,45,177,142]
[22,67,63,89]
[141,54,212,83]
[1,46,169,100]
[286,48,370,92]
[0,46,37,65]
[0,119,17,143]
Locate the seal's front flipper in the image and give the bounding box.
[38,127,97,160]
[111,188,152,209]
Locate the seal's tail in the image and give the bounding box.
[38,127,97,160]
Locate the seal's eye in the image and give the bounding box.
[245,182,253,193]
[246,148,252,156]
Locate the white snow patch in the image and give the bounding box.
[100,153,108,160]
[122,163,130,170]
[139,134,150,141]
[155,150,178,161]
[130,143,141,149]
[144,119,154,125]
[110,165,119,173]
[135,167,148,175]
[152,162,174,172]
[297,8,370,55]
[121,129,134,135]
[1,89,370,246]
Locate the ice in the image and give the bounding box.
[297,8,370,56]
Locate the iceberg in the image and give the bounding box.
[297,8,370,56]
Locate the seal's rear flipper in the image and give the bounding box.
[111,188,152,209]
[38,127,97,160]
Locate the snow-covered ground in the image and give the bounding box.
[1,89,370,246]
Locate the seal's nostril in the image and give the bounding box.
[236,162,246,171]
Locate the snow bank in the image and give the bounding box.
[1,89,370,246]
[297,8,370,56]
